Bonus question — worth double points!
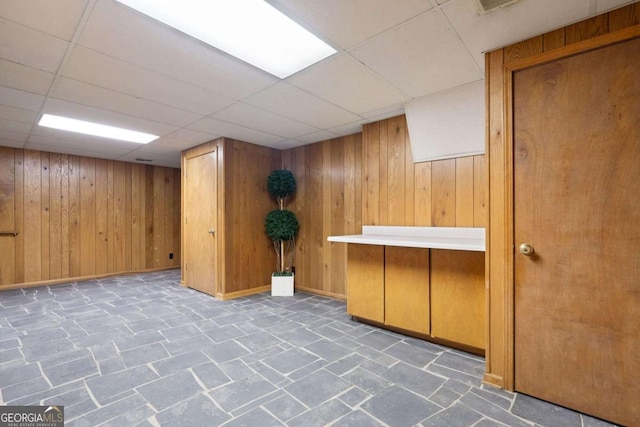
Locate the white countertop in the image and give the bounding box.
[327,226,485,252]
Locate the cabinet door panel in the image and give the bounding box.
[430,250,484,349]
[347,244,384,322]
[385,246,430,335]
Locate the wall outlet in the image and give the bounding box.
[169,253,174,259]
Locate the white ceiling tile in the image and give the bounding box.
[0,86,45,111]
[188,117,284,146]
[351,10,483,98]
[442,0,592,67]
[0,60,55,95]
[0,138,25,148]
[166,128,220,144]
[0,118,32,133]
[596,0,635,12]
[212,103,319,139]
[289,54,410,114]
[0,129,28,144]
[51,77,203,127]
[270,0,433,49]
[0,17,68,73]
[328,121,366,136]
[243,83,362,129]
[0,105,38,124]
[42,98,178,137]
[0,0,88,41]
[295,130,340,144]
[78,0,277,99]
[144,137,208,152]
[63,46,235,115]
[360,104,407,122]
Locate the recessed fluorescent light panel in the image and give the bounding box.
[38,114,158,144]
[115,0,337,78]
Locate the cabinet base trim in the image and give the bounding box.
[351,316,485,357]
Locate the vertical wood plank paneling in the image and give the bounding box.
[378,120,389,224]
[113,161,126,271]
[330,138,345,295]
[308,142,324,291]
[387,116,405,225]
[24,150,42,282]
[474,155,487,228]
[79,157,96,276]
[61,155,71,279]
[414,161,432,225]
[49,154,63,279]
[95,159,108,274]
[504,36,543,62]
[153,167,165,268]
[455,156,475,227]
[0,147,180,288]
[172,168,181,265]
[354,133,363,234]
[0,147,16,286]
[543,28,566,51]
[144,165,154,269]
[609,3,640,31]
[431,159,457,226]
[164,166,173,268]
[363,122,380,225]
[565,15,609,44]
[14,150,24,284]
[130,163,144,270]
[403,118,415,226]
[41,153,50,280]
[321,141,332,292]
[125,163,132,271]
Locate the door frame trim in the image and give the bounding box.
[484,25,640,390]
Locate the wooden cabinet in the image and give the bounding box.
[346,244,484,353]
[430,250,484,349]
[384,247,430,335]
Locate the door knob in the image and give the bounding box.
[519,243,534,256]
[208,229,215,235]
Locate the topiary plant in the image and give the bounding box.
[265,169,299,275]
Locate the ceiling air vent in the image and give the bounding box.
[135,158,153,162]
[474,0,521,14]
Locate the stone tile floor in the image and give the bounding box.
[0,270,619,426]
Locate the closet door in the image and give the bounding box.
[184,149,217,296]
[513,37,640,425]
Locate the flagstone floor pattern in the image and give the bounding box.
[0,270,618,426]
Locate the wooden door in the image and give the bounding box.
[184,150,217,296]
[514,37,640,425]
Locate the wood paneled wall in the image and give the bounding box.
[362,115,485,228]
[484,2,640,390]
[283,115,486,298]
[220,138,282,296]
[0,147,180,288]
[282,133,363,298]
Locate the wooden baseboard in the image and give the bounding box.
[216,285,271,300]
[0,267,180,292]
[294,285,346,300]
[482,373,505,389]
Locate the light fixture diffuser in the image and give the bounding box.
[115,0,337,78]
[38,114,158,144]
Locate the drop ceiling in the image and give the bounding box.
[0,0,634,168]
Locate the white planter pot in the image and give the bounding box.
[271,274,294,296]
